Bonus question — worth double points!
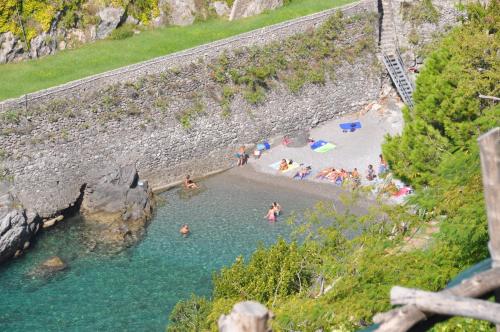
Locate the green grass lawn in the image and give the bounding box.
[0,0,355,101]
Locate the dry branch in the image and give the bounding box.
[373,267,500,331]
[478,127,500,332]
[391,286,500,325]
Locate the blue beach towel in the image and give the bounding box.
[340,122,362,131]
[310,140,336,153]
[256,141,271,151]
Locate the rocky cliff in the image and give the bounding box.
[0,183,41,263]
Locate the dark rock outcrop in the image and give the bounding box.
[80,165,154,248]
[0,184,41,264]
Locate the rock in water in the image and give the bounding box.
[0,186,41,264]
[80,165,154,249]
[41,256,67,270]
[96,7,125,39]
[28,256,67,278]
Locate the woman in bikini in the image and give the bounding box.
[265,206,277,222]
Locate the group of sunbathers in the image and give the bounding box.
[315,166,361,186]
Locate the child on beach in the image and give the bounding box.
[265,206,277,222]
[351,168,361,187]
[366,164,377,181]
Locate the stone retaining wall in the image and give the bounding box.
[0,0,375,110]
[0,0,380,218]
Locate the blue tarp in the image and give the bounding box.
[257,141,271,150]
[310,140,328,150]
[340,122,362,131]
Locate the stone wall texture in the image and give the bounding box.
[0,0,379,218]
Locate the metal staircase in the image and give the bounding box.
[383,50,414,109]
[379,0,415,109]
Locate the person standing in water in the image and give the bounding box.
[265,206,277,223]
[272,202,282,216]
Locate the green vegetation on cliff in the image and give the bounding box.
[0,0,159,39]
[0,0,355,101]
[168,2,499,331]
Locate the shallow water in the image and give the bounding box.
[0,173,323,331]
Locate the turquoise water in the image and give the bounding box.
[0,173,322,331]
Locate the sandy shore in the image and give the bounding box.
[155,87,404,212]
[244,86,404,186]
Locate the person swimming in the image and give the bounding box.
[180,224,190,236]
[265,206,277,222]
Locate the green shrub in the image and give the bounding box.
[2,110,20,124]
[108,24,135,40]
[177,100,205,128]
[168,295,212,332]
[243,86,266,104]
[401,0,440,25]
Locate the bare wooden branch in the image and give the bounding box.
[479,127,500,332]
[391,286,500,324]
[373,267,500,331]
[478,128,500,267]
[479,94,500,101]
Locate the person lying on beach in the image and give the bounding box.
[184,175,198,189]
[272,202,282,216]
[279,159,289,171]
[315,167,334,179]
[326,168,341,182]
[294,165,311,179]
[236,146,249,166]
[366,164,377,181]
[282,136,291,146]
[265,206,277,222]
[180,224,190,236]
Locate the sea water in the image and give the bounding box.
[0,173,323,331]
